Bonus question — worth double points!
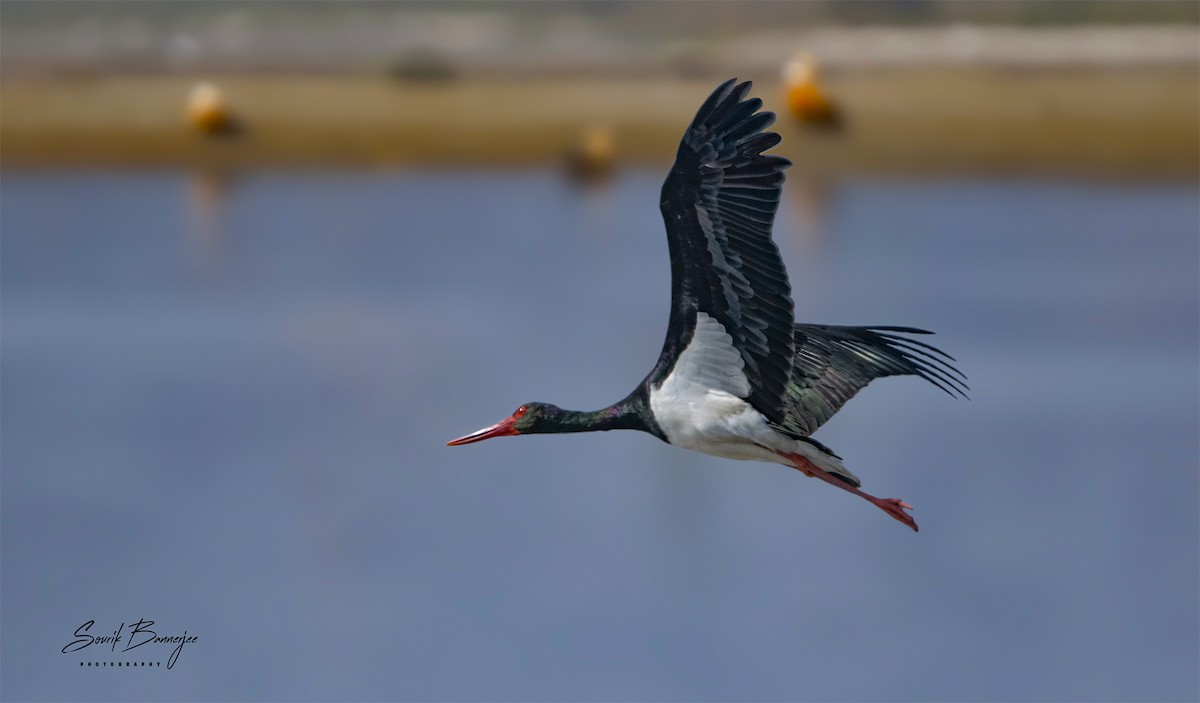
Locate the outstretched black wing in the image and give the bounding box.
[778,325,969,437]
[654,78,795,424]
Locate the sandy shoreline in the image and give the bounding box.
[3,68,1197,177]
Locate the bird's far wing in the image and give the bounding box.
[656,79,795,424]
[779,324,969,436]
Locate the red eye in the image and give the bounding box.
[514,406,527,418]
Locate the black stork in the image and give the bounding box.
[448,79,967,532]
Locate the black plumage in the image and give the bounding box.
[654,78,796,425]
[778,324,969,439]
[652,79,966,441]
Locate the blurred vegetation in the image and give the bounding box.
[3,0,1198,30]
[819,0,1199,25]
[386,49,459,84]
[2,1,1196,78]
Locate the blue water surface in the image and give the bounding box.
[2,169,1197,701]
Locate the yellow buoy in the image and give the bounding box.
[565,125,616,184]
[784,54,842,130]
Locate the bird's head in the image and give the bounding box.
[446,402,567,445]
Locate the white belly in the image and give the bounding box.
[651,386,785,462]
[648,312,839,470]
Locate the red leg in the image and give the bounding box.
[782,453,919,532]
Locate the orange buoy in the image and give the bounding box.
[186,82,238,136]
[784,54,842,130]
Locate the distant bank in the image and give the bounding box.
[2,69,1197,178]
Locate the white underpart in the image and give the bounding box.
[649,312,848,474]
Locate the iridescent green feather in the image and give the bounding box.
[776,324,969,439]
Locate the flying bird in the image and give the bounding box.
[448,79,966,531]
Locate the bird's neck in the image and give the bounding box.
[555,390,660,437]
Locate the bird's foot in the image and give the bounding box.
[782,452,920,533]
[868,497,918,532]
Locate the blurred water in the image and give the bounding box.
[2,169,1197,702]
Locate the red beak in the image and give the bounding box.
[447,416,520,446]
